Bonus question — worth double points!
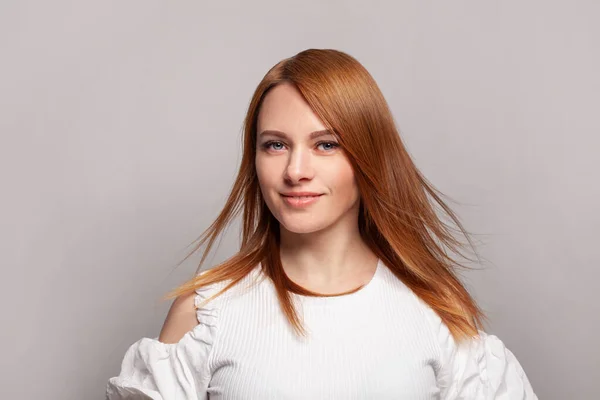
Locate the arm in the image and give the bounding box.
[106,286,218,400]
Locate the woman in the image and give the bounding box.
[106,49,537,399]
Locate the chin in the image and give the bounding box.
[278,216,330,235]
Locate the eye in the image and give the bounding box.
[316,141,340,151]
[262,141,285,151]
[260,140,340,152]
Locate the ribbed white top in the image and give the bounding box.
[106,259,537,399]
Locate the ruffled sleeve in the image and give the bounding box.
[106,284,219,400]
[430,311,538,399]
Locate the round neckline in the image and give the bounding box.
[286,258,383,306]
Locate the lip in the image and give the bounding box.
[281,192,323,197]
[280,192,323,208]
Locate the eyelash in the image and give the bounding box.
[262,140,340,152]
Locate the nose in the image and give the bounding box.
[284,147,314,184]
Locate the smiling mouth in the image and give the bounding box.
[280,194,322,207]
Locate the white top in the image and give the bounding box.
[106,259,537,399]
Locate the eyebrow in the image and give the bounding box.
[258,129,335,140]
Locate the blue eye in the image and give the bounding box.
[261,140,340,152]
[317,141,340,151]
[263,141,285,151]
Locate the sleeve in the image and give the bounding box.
[105,284,219,400]
[430,312,538,399]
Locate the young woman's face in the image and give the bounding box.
[255,82,360,235]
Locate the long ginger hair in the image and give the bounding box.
[165,48,486,342]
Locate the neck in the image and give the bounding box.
[278,213,378,293]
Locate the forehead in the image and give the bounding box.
[257,82,327,135]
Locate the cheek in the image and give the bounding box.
[255,156,267,181]
[255,157,278,192]
[329,160,358,195]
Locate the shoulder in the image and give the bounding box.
[157,269,226,344]
[157,266,263,344]
[377,265,456,355]
[158,290,198,344]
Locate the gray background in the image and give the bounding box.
[1,1,598,399]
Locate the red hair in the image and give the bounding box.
[165,49,486,342]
